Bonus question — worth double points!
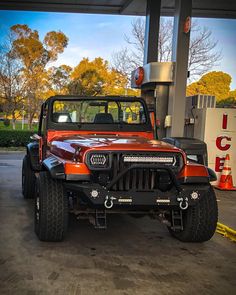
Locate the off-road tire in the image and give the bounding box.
[35,171,68,242]
[169,186,218,242]
[22,155,36,199]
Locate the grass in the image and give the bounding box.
[0,121,38,132]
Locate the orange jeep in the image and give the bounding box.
[22,96,218,242]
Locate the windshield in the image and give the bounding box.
[52,99,147,125]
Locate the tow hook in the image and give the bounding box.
[104,196,116,209]
[177,196,189,210]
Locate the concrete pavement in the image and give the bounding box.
[0,152,235,295]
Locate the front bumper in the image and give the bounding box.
[64,164,210,211]
[65,181,210,210]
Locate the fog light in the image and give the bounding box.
[91,190,99,198]
[191,191,199,200]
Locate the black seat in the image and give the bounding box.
[93,113,114,124]
[53,112,72,123]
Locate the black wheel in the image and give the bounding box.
[35,171,68,242]
[22,155,36,199]
[169,186,218,242]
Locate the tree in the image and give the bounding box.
[10,24,68,129]
[0,35,25,129]
[186,71,232,102]
[47,65,72,95]
[68,57,129,96]
[216,97,236,108]
[112,18,221,81]
[229,89,236,100]
[215,89,236,108]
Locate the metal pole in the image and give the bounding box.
[142,0,162,134]
[155,85,169,139]
[143,0,161,65]
[167,0,192,137]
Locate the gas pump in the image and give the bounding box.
[131,62,208,164]
[131,62,174,139]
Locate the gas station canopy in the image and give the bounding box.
[1,0,236,18]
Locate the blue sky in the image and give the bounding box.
[1,10,236,89]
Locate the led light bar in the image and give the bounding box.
[123,156,176,165]
[90,154,107,166]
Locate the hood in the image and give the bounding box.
[49,134,183,161]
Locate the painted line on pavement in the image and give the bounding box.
[216,222,236,242]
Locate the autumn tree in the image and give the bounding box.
[47,65,72,95]
[214,89,236,108]
[68,57,129,96]
[186,71,232,102]
[10,24,68,129]
[0,35,25,129]
[228,89,236,100]
[112,18,221,81]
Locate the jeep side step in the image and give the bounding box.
[92,210,107,229]
[171,210,183,231]
[75,209,107,229]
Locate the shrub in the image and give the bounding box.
[0,130,34,147]
[3,118,10,127]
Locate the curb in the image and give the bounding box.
[0,149,25,152]
[216,222,236,242]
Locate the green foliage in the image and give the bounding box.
[216,97,236,108]
[48,65,72,94]
[7,24,69,129]
[0,130,33,147]
[0,121,38,131]
[187,71,232,102]
[3,119,10,127]
[229,90,236,99]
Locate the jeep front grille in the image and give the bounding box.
[87,151,183,191]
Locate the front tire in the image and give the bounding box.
[22,155,36,199]
[169,186,218,242]
[35,171,68,242]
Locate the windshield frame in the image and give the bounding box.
[47,96,152,132]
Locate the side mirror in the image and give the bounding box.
[207,167,217,182]
[30,134,41,141]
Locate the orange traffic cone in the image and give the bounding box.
[215,154,236,191]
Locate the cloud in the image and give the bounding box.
[97,22,113,28]
[50,45,100,67]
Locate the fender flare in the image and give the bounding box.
[26,142,41,171]
[42,155,65,180]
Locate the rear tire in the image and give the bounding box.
[22,155,36,199]
[35,171,68,242]
[169,186,218,242]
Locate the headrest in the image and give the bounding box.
[93,113,114,124]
